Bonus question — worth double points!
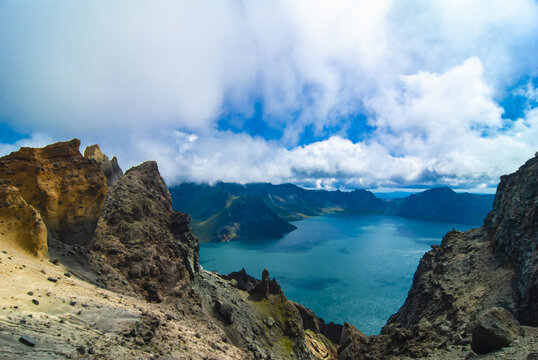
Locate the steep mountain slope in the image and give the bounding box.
[88,161,199,302]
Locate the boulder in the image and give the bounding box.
[18,335,36,347]
[471,307,524,354]
[215,300,234,323]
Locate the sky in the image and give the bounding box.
[1,1,538,193]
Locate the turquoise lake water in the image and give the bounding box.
[199,214,479,335]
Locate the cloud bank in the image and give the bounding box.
[0,0,537,191]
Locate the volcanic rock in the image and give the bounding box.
[84,144,123,186]
[294,302,343,345]
[222,268,259,291]
[485,154,538,325]
[18,335,36,347]
[250,268,285,300]
[215,299,234,324]
[90,161,199,302]
[195,269,338,360]
[471,307,524,354]
[338,323,366,360]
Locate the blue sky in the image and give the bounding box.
[1,1,538,193]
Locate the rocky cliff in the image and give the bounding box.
[0,139,107,249]
[338,153,538,359]
[89,161,199,302]
[485,154,538,325]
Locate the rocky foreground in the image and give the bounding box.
[0,140,536,359]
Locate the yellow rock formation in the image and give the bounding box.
[83,144,107,163]
[0,182,48,257]
[0,139,107,247]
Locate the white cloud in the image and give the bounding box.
[367,57,538,186]
[0,1,537,189]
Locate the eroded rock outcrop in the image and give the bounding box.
[84,144,123,186]
[89,161,199,302]
[195,269,339,360]
[0,180,48,257]
[294,302,342,346]
[0,139,107,249]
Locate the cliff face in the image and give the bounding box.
[0,139,107,249]
[0,181,48,257]
[89,161,199,302]
[485,154,538,325]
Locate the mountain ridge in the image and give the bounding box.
[170,182,494,242]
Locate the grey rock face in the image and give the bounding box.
[90,161,199,302]
[338,323,366,360]
[485,154,538,325]
[194,269,339,360]
[471,307,524,354]
[84,144,123,186]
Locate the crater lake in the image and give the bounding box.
[199,214,479,335]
